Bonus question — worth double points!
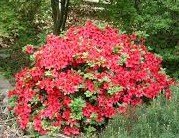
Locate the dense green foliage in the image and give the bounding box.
[9,0,42,21]
[100,85,179,138]
[105,0,179,44]
[0,0,52,78]
[0,1,19,38]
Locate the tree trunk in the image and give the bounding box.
[51,0,70,35]
[62,0,70,31]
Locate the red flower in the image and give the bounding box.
[24,45,34,54]
[34,116,47,135]
[63,126,80,135]
[118,106,127,114]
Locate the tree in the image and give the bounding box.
[51,0,70,35]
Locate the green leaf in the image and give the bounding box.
[118,53,129,66]
[98,76,111,82]
[29,54,35,61]
[31,95,39,104]
[44,70,52,77]
[84,73,95,80]
[70,97,86,120]
[71,112,83,120]
[87,62,95,67]
[113,46,122,54]
[84,90,93,97]
[8,96,17,107]
[84,126,96,136]
[90,113,98,120]
[108,86,123,95]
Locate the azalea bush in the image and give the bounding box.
[8,21,174,136]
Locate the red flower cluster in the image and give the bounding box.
[8,21,174,136]
[23,45,34,54]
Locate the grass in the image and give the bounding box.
[100,85,179,138]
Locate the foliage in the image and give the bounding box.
[0,0,52,78]
[0,1,19,38]
[105,0,179,43]
[100,85,179,138]
[9,0,42,21]
[8,22,174,136]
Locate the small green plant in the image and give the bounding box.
[100,85,179,138]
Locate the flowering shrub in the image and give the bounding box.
[8,21,174,136]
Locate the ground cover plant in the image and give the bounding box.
[8,22,174,137]
[100,85,179,138]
